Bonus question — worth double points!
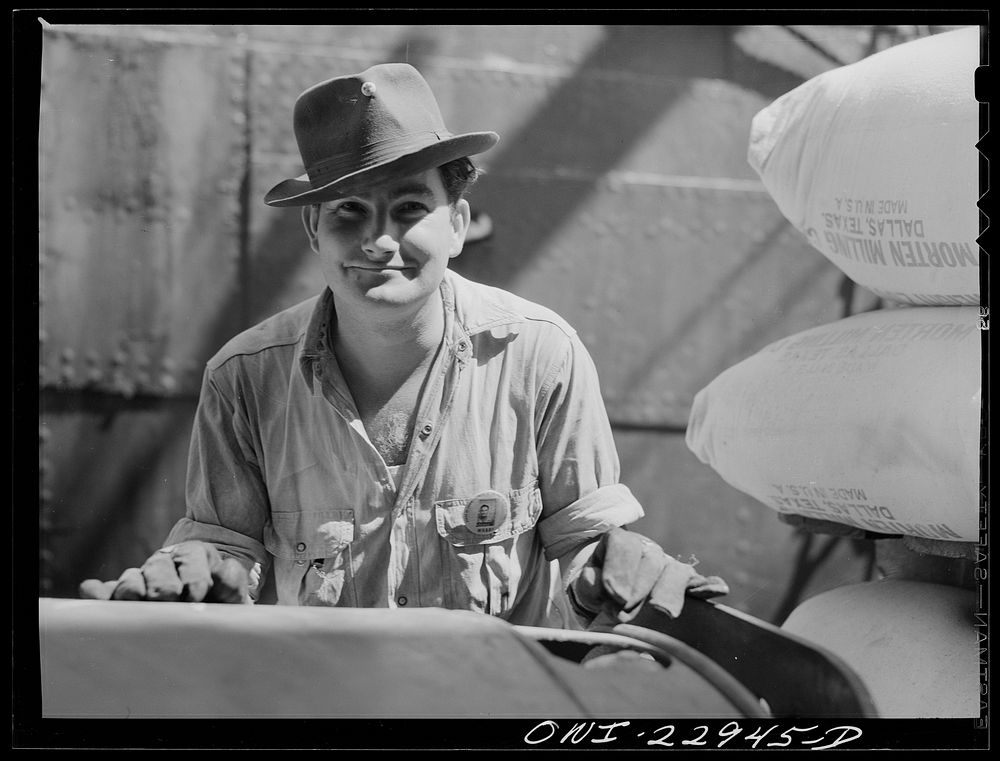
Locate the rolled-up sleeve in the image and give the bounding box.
[537,483,643,561]
[533,332,644,561]
[163,363,271,571]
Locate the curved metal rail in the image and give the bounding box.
[514,623,770,718]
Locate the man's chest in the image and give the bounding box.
[362,401,418,467]
[355,377,425,467]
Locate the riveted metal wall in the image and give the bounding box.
[39,25,247,398]
[38,24,249,594]
[39,22,940,618]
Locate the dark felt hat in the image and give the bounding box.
[264,63,499,206]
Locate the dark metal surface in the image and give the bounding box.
[629,599,880,717]
[39,27,246,399]
[39,392,198,596]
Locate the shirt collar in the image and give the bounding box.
[442,270,524,341]
[299,287,336,393]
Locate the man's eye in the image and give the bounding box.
[332,202,365,216]
[396,202,429,216]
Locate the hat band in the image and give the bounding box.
[306,130,449,185]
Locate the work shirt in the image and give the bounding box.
[165,270,644,627]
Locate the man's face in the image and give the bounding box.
[304,168,470,314]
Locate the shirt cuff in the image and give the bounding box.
[164,517,268,569]
[536,483,644,562]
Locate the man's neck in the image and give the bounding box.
[331,289,446,392]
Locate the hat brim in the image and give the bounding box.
[263,132,499,207]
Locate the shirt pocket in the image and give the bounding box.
[264,509,357,607]
[434,483,542,616]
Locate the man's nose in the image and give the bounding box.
[361,214,400,260]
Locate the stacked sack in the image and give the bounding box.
[746,25,980,307]
[686,27,982,718]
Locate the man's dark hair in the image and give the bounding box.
[439,157,481,205]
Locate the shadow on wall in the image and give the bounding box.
[452,25,733,287]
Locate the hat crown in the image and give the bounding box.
[293,63,451,183]
[264,62,498,206]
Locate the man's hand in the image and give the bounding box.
[79,541,249,603]
[569,527,729,623]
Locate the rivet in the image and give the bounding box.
[117,379,137,399]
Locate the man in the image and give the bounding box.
[80,63,726,628]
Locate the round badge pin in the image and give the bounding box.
[464,490,510,536]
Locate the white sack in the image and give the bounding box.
[686,306,981,541]
[749,26,981,306]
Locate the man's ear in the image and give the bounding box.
[302,205,320,254]
[449,198,471,259]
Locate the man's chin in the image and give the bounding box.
[357,281,423,307]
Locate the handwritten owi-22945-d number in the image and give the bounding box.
[523,720,863,750]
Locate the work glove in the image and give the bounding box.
[78,541,249,603]
[569,527,729,624]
